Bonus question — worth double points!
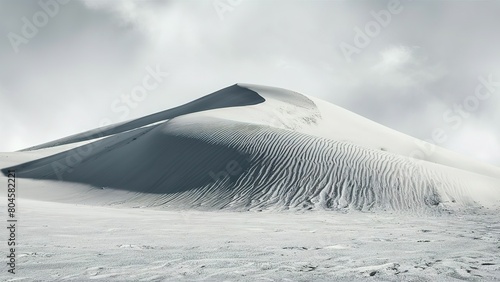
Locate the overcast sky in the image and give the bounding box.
[0,0,499,166]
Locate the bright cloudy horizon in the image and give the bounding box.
[1,0,499,166]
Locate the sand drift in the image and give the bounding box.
[2,84,500,212]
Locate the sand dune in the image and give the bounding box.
[2,84,500,212]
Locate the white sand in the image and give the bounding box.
[1,84,499,280]
[2,84,499,211]
[0,199,499,281]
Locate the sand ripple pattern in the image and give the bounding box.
[145,117,468,212]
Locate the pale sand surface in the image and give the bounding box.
[1,199,498,282]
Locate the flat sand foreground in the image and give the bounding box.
[1,199,499,281]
